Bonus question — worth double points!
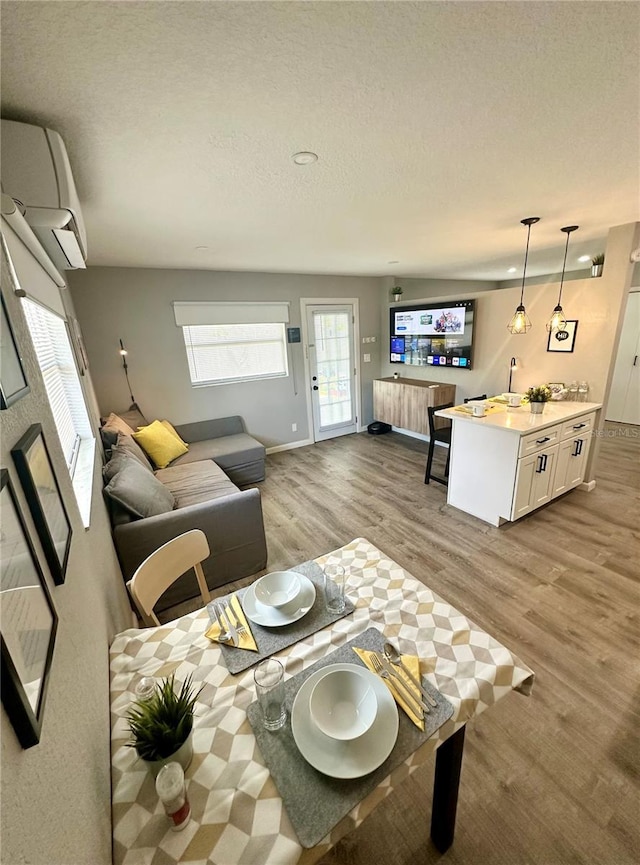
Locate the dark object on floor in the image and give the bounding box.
[368,421,392,435]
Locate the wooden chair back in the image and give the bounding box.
[127,529,211,627]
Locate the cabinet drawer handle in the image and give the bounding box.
[572,439,585,457]
[572,423,586,430]
[536,453,548,473]
[536,436,551,445]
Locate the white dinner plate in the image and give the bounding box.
[242,572,316,627]
[291,663,399,779]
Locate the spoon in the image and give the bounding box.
[383,641,437,708]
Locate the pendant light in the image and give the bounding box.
[546,225,578,333]
[507,217,540,334]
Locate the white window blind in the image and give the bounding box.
[182,323,288,386]
[22,298,92,472]
[173,301,289,327]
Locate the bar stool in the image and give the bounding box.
[424,402,454,485]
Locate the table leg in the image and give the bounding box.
[430,725,466,852]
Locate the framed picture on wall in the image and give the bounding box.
[0,468,58,749]
[547,320,578,353]
[1,293,30,409]
[11,424,73,586]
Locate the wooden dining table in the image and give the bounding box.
[109,537,534,865]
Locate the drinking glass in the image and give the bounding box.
[322,564,346,614]
[253,659,286,731]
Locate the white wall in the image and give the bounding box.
[0,247,132,865]
[68,268,382,447]
[378,225,640,411]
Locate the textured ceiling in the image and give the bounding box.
[1,1,639,280]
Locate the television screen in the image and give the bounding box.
[390,299,475,369]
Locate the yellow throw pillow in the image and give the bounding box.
[160,420,189,449]
[133,420,189,469]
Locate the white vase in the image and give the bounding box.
[530,402,545,414]
[143,730,194,777]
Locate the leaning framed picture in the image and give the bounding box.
[0,468,58,748]
[11,424,73,586]
[547,320,578,353]
[1,292,30,409]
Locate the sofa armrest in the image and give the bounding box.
[113,488,267,585]
[174,416,245,444]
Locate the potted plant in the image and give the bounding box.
[127,673,202,776]
[391,286,403,302]
[591,253,604,278]
[524,384,552,414]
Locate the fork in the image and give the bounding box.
[370,654,425,719]
[225,597,247,637]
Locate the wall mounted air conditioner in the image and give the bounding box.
[1,119,87,270]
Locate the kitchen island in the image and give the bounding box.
[435,400,602,526]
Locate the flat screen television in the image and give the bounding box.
[389,299,476,370]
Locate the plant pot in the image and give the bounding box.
[591,264,603,278]
[530,402,545,414]
[142,730,194,777]
[392,294,402,302]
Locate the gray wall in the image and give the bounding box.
[0,254,132,865]
[69,268,382,447]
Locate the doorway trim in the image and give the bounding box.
[300,297,361,444]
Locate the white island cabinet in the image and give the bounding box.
[435,402,602,527]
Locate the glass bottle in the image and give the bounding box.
[568,381,579,401]
[578,381,589,402]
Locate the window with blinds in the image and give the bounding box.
[22,298,92,474]
[182,323,288,386]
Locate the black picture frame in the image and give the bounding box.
[1,293,30,409]
[547,320,578,353]
[0,468,58,748]
[11,424,73,586]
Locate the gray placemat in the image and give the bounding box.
[247,626,454,848]
[216,561,355,675]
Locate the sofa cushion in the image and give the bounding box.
[104,460,176,519]
[160,420,188,447]
[103,450,149,483]
[133,420,189,469]
[169,433,266,471]
[154,460,239,508]
[112,433,154,469]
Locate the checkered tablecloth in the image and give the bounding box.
[110,538,534,865]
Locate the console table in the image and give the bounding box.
[373,377,456,435]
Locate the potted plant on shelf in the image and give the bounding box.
[391,286,403,302]
[591,253,604,278]
[524,384,552,414]
[127,673,202,776]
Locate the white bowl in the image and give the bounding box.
[254,571,301,609]
[309,667,378,741]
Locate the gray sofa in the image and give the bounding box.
[102,415,268,612]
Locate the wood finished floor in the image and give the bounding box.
[168,424,640,865]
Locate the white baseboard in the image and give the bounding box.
[266,438,314,455]
[578,479,597,492]
[392,426,438,445]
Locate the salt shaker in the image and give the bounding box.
[155,762,191,831]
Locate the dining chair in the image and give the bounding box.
[464,394,488,403]
[127,529,211,627]
[424,402,454,485]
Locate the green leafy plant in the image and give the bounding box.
[127,674,202,762]
[392,286,403,296]
[524,385,552,403]
[591,253,605,266]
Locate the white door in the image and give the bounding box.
[607,291,640,425]
[305,305,357,442]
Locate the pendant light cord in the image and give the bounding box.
[519,222,533,307]
[119,338,136,405]
[557,231,571,307]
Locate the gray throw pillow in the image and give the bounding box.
[111,433,153,469]
[104,459,175,519]
[103,450,145,483]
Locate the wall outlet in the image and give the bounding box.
[292,423,297,432]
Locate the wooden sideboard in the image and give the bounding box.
[373,377,456,435]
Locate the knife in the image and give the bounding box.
[374,652,432,713]
[216,602,238,647]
